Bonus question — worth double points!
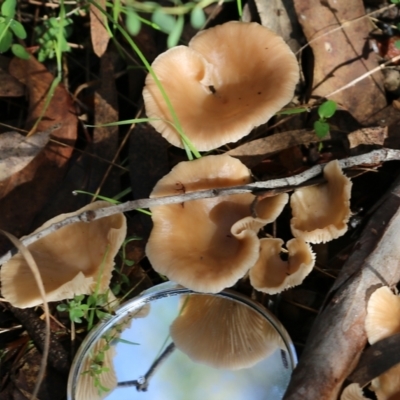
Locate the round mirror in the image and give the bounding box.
[68,282,296,400]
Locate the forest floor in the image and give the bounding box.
[1,0,400,399]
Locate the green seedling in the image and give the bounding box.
[0,0,29,59]
[28,1,72,136]
[112,236,141,296]
[89,0,202,160]
[314,100,337,139]
[57,294,89,324]
[35,15,72,62]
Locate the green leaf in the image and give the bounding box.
[314,120,330,138]
[124,259,134,267]
[318,100,337,119]
[152,8,176,34]
[190,7,206,29]
[0,29,12,52]
[167,14,184,48]
[11,43,29,59]
[1,0,16,18]
[75,294,85,302]
[395,40,400,50]
[10,19,26,38]
[96,310,110,319]
[126,9,141,35]
[57,304,68,312]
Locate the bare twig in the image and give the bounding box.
[0,148,399,266]
[117,342,176,391]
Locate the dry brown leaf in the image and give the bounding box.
[249,0,301,53]
[227,129,330,168]
[293,0,386,124]
[0,55,24,97]
[0,55,77,254]
[347,126,388,148]
[90,0,110,58]
[0,129,50,182]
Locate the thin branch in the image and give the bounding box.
[0,148,399,266]
[117,342,176,391]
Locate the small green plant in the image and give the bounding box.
[112,236,141,296]
[57,294,89,323]
[111,0,224,48]
[35,15,73,62]
[0,0,29,59]
[313,100,337,138]
[81,321,138,396]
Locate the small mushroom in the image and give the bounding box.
[365,286,400,345]
[290,160,352,243]
[249,238,315,295]
[365,286,400,400]
[340,383,367,400]
[1,201,126,308]
[170,294,284,370]
[146,154,288,293]
[143,21,299,151]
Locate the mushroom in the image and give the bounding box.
[365,286,400,345]
[290,160,352,243]
[340,383,367,400]
[364,286,400,400]
[170,294,284,370]
[145,154,288,293]
[143,21,299,151]
[0,201,126,308]
[249,238,315,295]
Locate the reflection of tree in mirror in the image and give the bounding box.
[118,342,176,392]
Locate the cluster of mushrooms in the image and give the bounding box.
[143,21,352,296]
[0,21,357,399]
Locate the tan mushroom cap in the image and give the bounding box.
[1,201,127,308]
[249,238,315,295]
[290,160,352,243]
[146,155,288,293]
[370,364,400,400]
[340,383,367,400]
[366,286,400,345]
[170,294,284,370]
[143,21,299,151]
[365,287,400,400]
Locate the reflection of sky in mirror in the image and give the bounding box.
[86,295,293,400]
